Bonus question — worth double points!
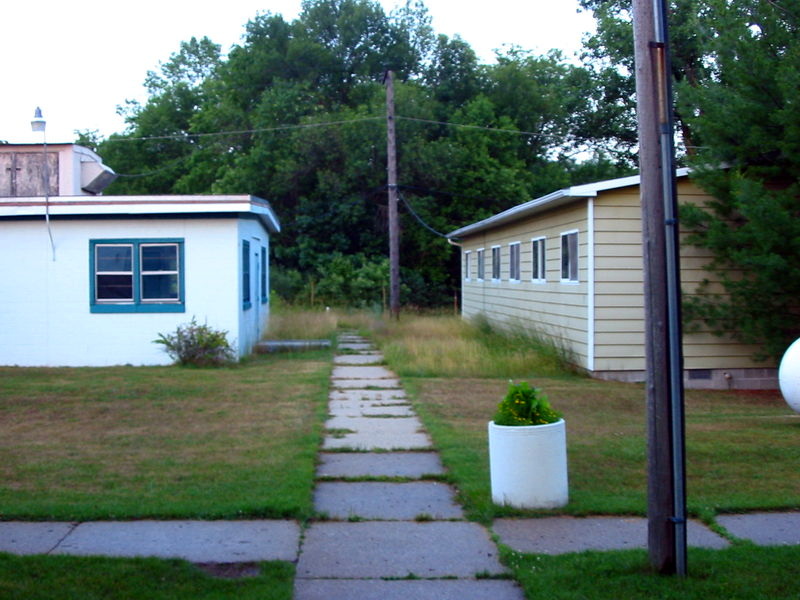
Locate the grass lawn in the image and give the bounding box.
[0,554,293,600]
[503,545,800,599]
[0,351,331,521]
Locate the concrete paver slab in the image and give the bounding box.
[338,335,367,342]
[334,354,384,365]
[717,513,800,546]
[329,403,414,417]
[325,415,423,433]
[337,343,375,351]
[52,520,300,562]
[314,482,463,520]
[332,366,397,379]
[316,452,444,478]
[323,430,432,450]
[294,579,524,600]
[0,522,76,555]
[331,378,402,389]
[296,522,505,578]
[323,416,431,450]
[330,389,408,402]
[493,517,728,554]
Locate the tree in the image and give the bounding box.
[91,0,633,307]
[97,36,222,195]
[578,0,710,161]
[679,0,800,360]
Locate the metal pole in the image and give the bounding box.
[385,70,400,319]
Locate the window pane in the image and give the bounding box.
[243,241,251,304]
[97,274,133,300]
[477,250,485,279]
[141,245,177,271]
[561,233,578,281]
[510,244,520,280]
[97,245,132,272]
[261,247,267,301]
[142,274,179,300]
[569,233,578,281]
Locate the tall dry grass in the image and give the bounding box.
[265,306,378,340]
[371,313,577,378]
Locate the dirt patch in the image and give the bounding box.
[194,562,263,579]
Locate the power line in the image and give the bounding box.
[107,116,384,143]
[99,113,564,145]
[395,115,544,139]
[398,192,449,239]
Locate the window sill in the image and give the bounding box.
[91,303,185,314]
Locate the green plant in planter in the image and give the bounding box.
[493,380,561,426]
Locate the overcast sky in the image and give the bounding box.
[2,0,595,144]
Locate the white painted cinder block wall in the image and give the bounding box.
[0,216,269,367]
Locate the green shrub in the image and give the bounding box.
[155,318,236,367]
[493,380,561,426]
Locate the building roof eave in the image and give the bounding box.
[446,168,689,239]
[0,194,281,233]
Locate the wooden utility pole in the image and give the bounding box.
[385,70,400,319]
[632,0,688,575]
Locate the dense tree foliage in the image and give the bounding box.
[87,0,632,307]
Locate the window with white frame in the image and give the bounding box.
[91,239,184,313]
[464,250,472,281]
[477,248,485,280]
[509,242,521,282]
[491,246,501,281]
[561,231,579,282]
[531,237,546,282]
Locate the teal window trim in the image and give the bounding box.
[260,246,268,304]
[242,240,252,310]
[90,238,185,314]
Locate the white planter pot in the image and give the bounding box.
[488,418,568,509]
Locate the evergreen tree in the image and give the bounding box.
[679,0,800,360]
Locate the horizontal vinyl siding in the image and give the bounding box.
[592,179,774,372]
[459,176,774,376]
[592,186,645,371]
[460,203,590,368]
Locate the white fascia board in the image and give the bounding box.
[0,195,281,233]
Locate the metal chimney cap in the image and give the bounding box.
[31,107,46,133]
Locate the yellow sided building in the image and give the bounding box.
[447,169,776,389]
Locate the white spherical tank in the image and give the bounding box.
[778,338,800,413]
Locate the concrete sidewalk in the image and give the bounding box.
[1,332,798,599]
[295,333,524,599]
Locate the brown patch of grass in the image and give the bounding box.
[265,307,378,340]
[373,315,573,377]
[0,353,331,520]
